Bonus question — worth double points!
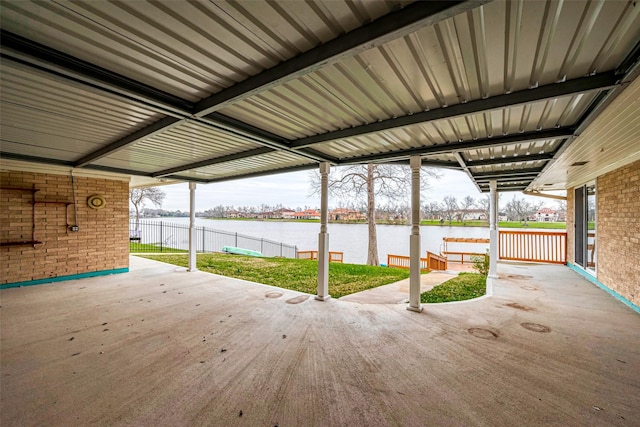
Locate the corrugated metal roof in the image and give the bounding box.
[91,121,265,173]
[219,1,637,137]
[1,0,639,191]
[0,59,162,161]
[309,92,596,161]
[0,0,410,101]
[531,76,640,190]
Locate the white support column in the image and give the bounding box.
[188,182,198,272]
[316,162,331,301]
[488,180,498,279]
[407,156,423,313]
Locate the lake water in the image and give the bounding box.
[141,218,564,265]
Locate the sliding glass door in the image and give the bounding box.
[574,184,596,272]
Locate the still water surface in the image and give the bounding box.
[141,218,560,264]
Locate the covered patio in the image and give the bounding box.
[2,0,638,310]
[2,256,639,425]
[1,1,639,423]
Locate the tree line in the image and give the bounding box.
[130,164,567,267]
[130,188,567,227]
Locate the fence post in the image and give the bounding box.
[202,227,205,253]
[280,242,283,257]
[235,232,238,247]
[160,221,163,252]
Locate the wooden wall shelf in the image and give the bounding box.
[33,201,73,205]
[1,186,39,192]
[1,185,75,248]
[0,241,43,247]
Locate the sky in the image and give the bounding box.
[153,168,564,212]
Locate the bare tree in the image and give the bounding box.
[130,187,166,231]
[458,195,475,224]
[311,164,439,265]
[475,193,503,223]
[505,195,542,225]
[556,199,567,212]
[476,195,490,222]
[441,195,459,225]
[555,199,567,222]
[422,201,443,220]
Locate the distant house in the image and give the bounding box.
[329,208,366,221]
[276,208,296,219]
[229,211,258,219]
[257,211,278,219]
[294,209,321,220]
[454,209,487,221]
[535,208,558,222]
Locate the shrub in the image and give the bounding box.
[472,250,489,276]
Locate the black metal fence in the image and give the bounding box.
[129,220,298,258]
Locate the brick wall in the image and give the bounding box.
[596,159,640,307]
[1,170,129,284]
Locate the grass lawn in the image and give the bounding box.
[420,272,487,303]
[129,242,186,253]
[138,253,410,298]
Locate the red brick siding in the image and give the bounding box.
[596,160,640,307]
[1,171,129,284]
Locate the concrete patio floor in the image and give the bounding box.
[1,256,639,426]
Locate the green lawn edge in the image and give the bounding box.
[421,272,487,303]
[137,253,411,298]
[130,242,187,253]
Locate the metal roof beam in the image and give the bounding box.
[152,147,276,178]
[476,177,538,185]
[289,73,617,149]
[0,31,192,115]
[0,152,206,182]
[74,117,184,168]
[194,1,486,117]
[454,152,482,193]
[472,167,544,179]
[206,164,318,184]
[464,153,555,167]
[336,128,574,164]
[478,184,529,191]
[1,32,334,165]
[382,159,462,170]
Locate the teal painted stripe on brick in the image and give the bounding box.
[0,268,129,289]
[567,262,640,315]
